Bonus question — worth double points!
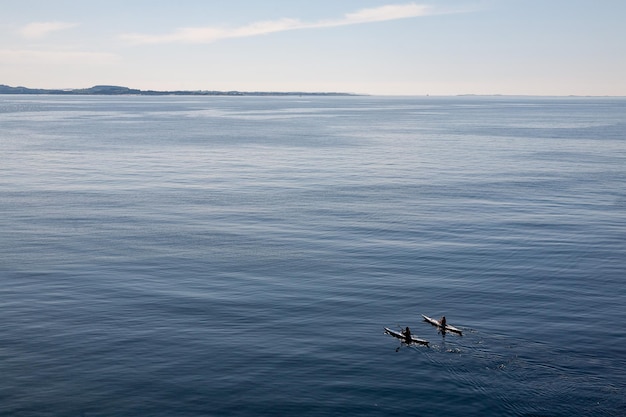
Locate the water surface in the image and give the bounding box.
[1,95,625,416]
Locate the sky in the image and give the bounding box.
[1,0,625,96]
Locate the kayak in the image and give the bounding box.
[384,328,429,346]
[384,327,429,346]
[422,315,463,335]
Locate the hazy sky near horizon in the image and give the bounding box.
[1,0,625,95]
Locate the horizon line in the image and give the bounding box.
[2,83,625,98]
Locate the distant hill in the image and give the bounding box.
[74,85,142,95]
[0,85,68,94]
[0,84,355,96]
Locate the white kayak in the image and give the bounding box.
[422,315,463,335]
[384,327,429,346]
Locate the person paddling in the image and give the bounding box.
[440,316,447,329]
[401,326,412,343]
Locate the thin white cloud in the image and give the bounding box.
[0,49,119,65]
[19,22,78,38]
[342,3,431,24]
[121,3,433,45]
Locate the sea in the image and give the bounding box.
[0,94,624,417]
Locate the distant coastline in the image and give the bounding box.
[0,84,357,97]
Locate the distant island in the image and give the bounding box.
[0,84,356,97]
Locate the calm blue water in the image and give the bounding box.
[1,94,625,416]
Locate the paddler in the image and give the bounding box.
[401,326,412,343]
[440,316,447,329]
